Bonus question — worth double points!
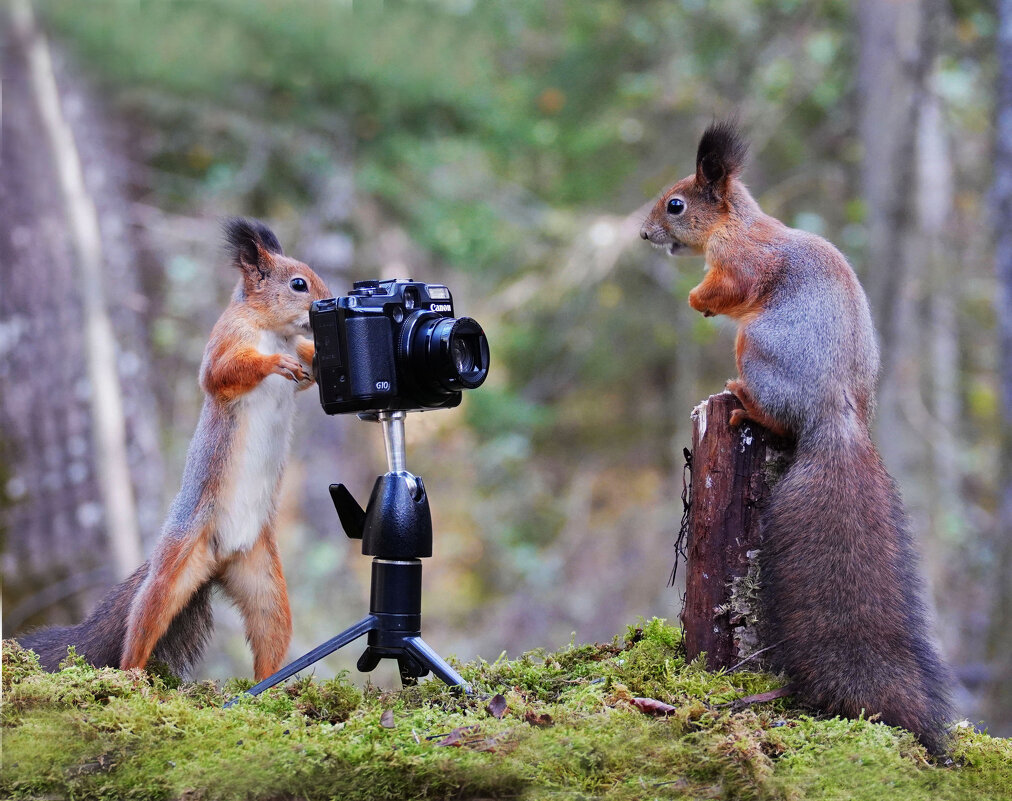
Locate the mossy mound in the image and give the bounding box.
[2,619,1009,800]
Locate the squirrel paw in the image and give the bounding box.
[728,408,750,427]
[687,288,714,317]
[272,353,305,383]
[294,335,315,389]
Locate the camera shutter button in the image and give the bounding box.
[350,280,380,296]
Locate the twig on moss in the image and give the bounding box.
[727,641,782,674]
[719,686,794,711]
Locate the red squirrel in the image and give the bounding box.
[641,122,953,754]
[19,218,330,681]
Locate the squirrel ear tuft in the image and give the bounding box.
[696,119,748,191]
[223,217,284,272]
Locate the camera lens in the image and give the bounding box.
[430,317,488,390]
[451,336,474,375]
[400,312,489,398]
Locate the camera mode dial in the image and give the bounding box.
[350,280,381,297]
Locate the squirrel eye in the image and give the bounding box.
[290,277,309,292]
[667,197,686,215]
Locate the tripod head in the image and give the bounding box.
[329,411,432,559]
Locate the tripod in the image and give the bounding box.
[226,411,469,706]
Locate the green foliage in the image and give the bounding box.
[3,625,1010,800]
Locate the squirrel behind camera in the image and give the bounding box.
[641,122,954,754]
[18,219,330,680]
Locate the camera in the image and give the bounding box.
[310,279,490,415]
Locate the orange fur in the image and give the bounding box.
[218,524,293,680]
[202,344,288,402]
[23,219,329,681]
[725,378,790,437]
[687,263,756,319]
[121,532,216,669]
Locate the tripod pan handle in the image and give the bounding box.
[330,483,366,539]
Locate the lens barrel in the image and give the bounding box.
[400,312,489,398]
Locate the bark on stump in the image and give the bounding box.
[682,392,789,670]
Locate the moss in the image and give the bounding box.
[3,623,1010,800]
[762,452,793,488]
[1,638,43,690]
[286,674,362,723]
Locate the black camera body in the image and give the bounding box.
[310,279,489,415]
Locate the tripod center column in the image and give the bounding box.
[378,410,408,474]
[371,558,423,620]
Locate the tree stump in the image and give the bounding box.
[682,392,790,670]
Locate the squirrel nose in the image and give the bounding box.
[640,227,650,240]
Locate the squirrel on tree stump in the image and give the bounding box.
[641,121,954,755]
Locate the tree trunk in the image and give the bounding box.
[990,0,1012,738]
[857,0,933,515]
[1,2,162,634]
[681,392,789,670]
[10,0,142,579]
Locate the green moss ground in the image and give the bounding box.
[2,620,1009,800]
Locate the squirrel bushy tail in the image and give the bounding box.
[762,415,954,755]
[18,564,213,677]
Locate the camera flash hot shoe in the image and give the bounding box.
[225,410,469,706]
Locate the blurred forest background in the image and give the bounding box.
[2,0,1010,736]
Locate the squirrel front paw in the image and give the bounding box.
[271,353,305,383]
[726,379,753,428]
[728,408,749,427]
[688,288,716,317]
[294,336,316,390]
[295,364,315,390]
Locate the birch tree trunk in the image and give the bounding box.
[1,2,162,633]
[913,0,964,619]
[990,0,1012,739]
[856,0,937,523]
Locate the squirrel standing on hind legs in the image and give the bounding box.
[641,121,954,754]
[19,219,330,681]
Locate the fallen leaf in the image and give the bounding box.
[486,693,508,719]
[380,709,395,729]
[631,697,678,716]
[433,725,480,747]
[523,711,554,727]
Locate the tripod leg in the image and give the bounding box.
[403,636,470,692]
[225,614,378,707]
[396,654,427,687]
